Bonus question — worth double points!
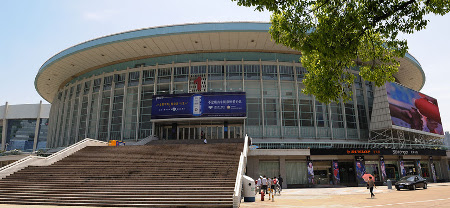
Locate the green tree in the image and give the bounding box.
[233,0,449,103]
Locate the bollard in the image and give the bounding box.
[261,190,265,201]
[387,179,392,189]
[272,189,275,202]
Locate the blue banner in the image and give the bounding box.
[151,92,246,119]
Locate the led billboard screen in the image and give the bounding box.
[386,82,443,135]
[151,92,246,120]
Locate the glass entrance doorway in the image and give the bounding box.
[154,120,244,140]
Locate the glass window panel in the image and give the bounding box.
[227,81,242,92]
[247,98,262,126]
[173,83,187,94]
[264,98,278,125]
[345,103,357,129]
[208,81,223,92]
[157,68,171,83]
[296,67,307,80]
[114,73,126,88]
[103,76,113,90]
[6,119,37,151]
[280,65,294,81]
[174,66,188,82]
[262,65,277,80]
[299,99,314,127]
[128,71,140,86]
[226,65,242,80]
[209,65,224,80]
[244,65,260,80]
[330,103,344,128]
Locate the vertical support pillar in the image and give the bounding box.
[95,75,105,140]
[277,60,283,138]
[32,101,43,152]
[1,102,8,151]
[259,59,265,138]
[136,69,143,140]
[121,70,130,140]
[352,78,361,140]
[328,103,334,140]
[84,78,94,139]
[107,74,116,141]
[293,62,301,138]
[279,156,287,189]
[341,100,348,139]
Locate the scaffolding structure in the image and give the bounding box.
[369,128,444,149]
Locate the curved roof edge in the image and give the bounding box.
[37,22,271,75]
[404,52,425,90]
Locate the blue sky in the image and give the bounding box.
[1,0,449,132]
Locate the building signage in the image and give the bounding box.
[386,82,444,135]
[310,148,446,156]
[151,92,246,119]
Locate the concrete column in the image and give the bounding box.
[1,102,8,151]
[259,59,265,138]
[277,60,283,138]
[246,157,259,180]
[440,158,449,182]
[279,156,287,189]
[293,62,301,138]
[136,69,143,140]
[32,101,43,152]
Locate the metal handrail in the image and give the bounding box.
[233,134,249,208]
[0,138,108,179]
[252,142,448,150]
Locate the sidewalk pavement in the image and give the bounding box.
[240,182,450,208]
[0,183,448,208]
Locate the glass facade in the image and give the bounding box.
[47,59,375,148]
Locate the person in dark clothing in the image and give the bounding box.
[368,176,376,198]
[278,175,283,191]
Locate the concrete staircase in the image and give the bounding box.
[0,141,244,207]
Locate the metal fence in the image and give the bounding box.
[252,142,449,150]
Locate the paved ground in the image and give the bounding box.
[0,183,448,208]
[240,182,450,208]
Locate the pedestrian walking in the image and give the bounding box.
[262,175,268,194]
[256,176,262,194]
[367,176,376,198]
[278,175,283,191]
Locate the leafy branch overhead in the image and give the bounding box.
[233,0,450,103]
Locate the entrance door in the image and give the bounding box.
[339,162,357,187]
[228,125,242,138]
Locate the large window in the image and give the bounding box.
[279,65,294,81]
[282,99,297,126]
[244,65,260,80]
[262,65,277,80]
[139,85,153,138]
[226,65,242,80]
[6,119,37,151]
[264,98,278,126]
[246,98,262,126]
[173,66,188,82]
[208,65,224,80]
[330,103,344,128]
[299,100,314,127]
[123,87,138,141]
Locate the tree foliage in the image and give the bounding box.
[233,0,450,103]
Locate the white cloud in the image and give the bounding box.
[82,9,118,22]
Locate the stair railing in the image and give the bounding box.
[0,138,107,179]
[233,134,249,208]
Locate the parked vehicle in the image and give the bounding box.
[395,175,428,190]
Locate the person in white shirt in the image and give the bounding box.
[256,176,262,194]
[261,175,268,194]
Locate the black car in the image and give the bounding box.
[395,175,428,190]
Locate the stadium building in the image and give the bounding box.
[0,102,50,153]
[35,22,449,187]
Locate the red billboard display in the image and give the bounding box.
[386,82,443,135]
